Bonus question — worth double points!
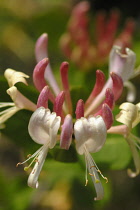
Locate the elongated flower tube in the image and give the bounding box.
[108,102,140,177]
[33,58,49,92]
[35,33,60,95]
[74,115,107,200]
[17,107,61,188]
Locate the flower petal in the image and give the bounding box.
[7,86,36,111]
[28,107,61,146]
[109,45,136,81]
[74,116,106,155]
[116,102,138,129]
[27,144,49,188]
[4,69,29,87]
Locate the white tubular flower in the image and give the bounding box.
[74,116,107,200]
[0,86,36,125]
[116,102,140,177]
[0,69,36,126]
[109,46,136,102]
[109,45,136,82]
[4,68,29,87]
[17,107,61,189]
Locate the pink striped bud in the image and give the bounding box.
[101,103,114,129]
[110,72,123,101]
[94,103,113,129]
[33,58,49,92]
[37,86,50,108]
[104,88,114,109]
[60,114,73,150]
[53,91,65,118]
[75,99,84,119]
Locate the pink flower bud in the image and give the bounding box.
[100,103,114,129]
[75,99,84,119]
[60,114,73,150]
[37,86,50,108]
[53,91,65,118]
[110,72,123,101]
[33,58,49,92]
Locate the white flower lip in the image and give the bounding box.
[74,115,107,155]
[4,68,29,87]
[28,107,61,146]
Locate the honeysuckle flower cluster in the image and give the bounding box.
[59,1,135,70]
[0,32,138,200]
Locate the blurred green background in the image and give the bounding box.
[0,0,140,210]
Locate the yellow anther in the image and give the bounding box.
[16,162,21,167]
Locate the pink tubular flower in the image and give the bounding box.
[59,1,135,71]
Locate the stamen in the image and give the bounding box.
[127,133,140,150]
[84,146,104,200]
[85,146,108,183]
[0,102,15,108]
[16,145,44,168]
[85,151,88,186]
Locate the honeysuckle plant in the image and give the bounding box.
[0,32,138,200]
[59,1,135,71]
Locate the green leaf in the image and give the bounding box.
[93,134,132,170]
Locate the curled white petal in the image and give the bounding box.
[116,102,138,129]
[74,116,106,155]
[27,144,49,188]
[28,107,61,146]
[109,45,136,81]
[4,68,29,87]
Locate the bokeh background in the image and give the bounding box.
[0,0,140,209]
